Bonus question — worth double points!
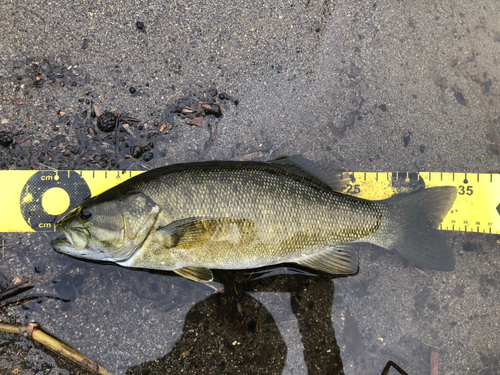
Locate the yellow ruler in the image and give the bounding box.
[1,170,143,233]
[0,170,498,234]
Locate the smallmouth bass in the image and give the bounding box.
[52,158,457,282]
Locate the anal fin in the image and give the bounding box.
[296,244,359,275]
[174,267,214,282]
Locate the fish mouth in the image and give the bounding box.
[51,237,74,253]
[52,224,90,253]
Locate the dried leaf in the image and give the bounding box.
[185,115,203,127]
[122,123,133,135]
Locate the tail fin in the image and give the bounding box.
[380,186,457,271]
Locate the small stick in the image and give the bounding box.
[423,342,440,350]
[264,274,285,292]
[0,280,34,300]
[0,322,114,375]
[237,152,264,161]
[0,293,70,309]
[430,351,438,375]
[93,105,101,118]
[122,117,140,122]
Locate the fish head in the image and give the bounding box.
[52,192,160,262]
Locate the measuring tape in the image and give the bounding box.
[0,170,498,234]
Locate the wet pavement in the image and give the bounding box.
[1,0,500,374]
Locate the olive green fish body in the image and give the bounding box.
[122,164,379,265]
[52,159,457,282]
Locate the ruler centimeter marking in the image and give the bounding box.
[0,170,498,234]
[342,171,500,235]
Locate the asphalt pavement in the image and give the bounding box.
[1,0,500,374]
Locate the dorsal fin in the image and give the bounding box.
[270,156,350,191]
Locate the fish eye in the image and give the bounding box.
[80,208,93,221]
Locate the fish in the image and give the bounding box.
[52,157,457,282]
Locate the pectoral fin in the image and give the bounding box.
[174,267,214,282]
[156,217,256,248]
[296,244,359,275]
[156,217,214,248]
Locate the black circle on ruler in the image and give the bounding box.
[20,171,91,232]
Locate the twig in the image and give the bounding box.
[237,152,264,161]
[0,322,114,375]
[423,342,440,350]
[196,121,219,162]
[0,280,34,300]
[122,117,140,122]
[0,293,70,309]
[264,274,285,292]
[431,351,439,375]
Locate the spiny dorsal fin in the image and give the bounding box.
[296,244,359,275]
[271,156,350,191]
[174,267,214,282]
